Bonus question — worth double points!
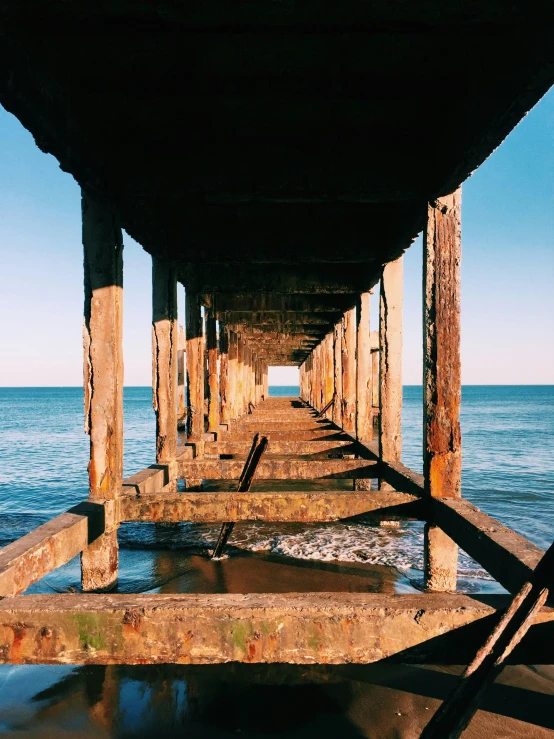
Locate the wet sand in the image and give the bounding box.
[1,550,553,738]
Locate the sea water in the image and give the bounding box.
[0,386,553,591]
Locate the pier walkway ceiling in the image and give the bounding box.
[1,3,553,279]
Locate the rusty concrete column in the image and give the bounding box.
[219,323,229,425]
[177,325,185,420]
[152,258,178,471]
[313,343,321,411]
[341,307,356,435]
[81,189,123,592]
[356,292,372,444]
[237,336,245,417]
[325,332,334,417]
[332,321,343,426]
[185,292,204,441]
[379,256,403,489]
[263,363,268,399]
[206,311,219,434]
[228,330,238,420]
[424,188,462,592]
[371,350,379,410]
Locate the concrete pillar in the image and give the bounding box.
[341,307,356,435]
[379,256,403,488]
[228,330,238,420]
[325,332,334,417]
[424,189,462,592]
[177,325,185,420]
[206,311,219,434]
[333,321,343,426]
[81,189,123,592]
[263,363,268,399]
[356,292,372,444]
[185,292,204,441]
[219,323,229,425]
[152,258,178,467]
[237,337,245,416]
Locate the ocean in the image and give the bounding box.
[1,385,553,736]
[1,385,553,591]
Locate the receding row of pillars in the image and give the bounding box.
[299,189,462,592]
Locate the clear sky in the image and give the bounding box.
[0,90,552,387]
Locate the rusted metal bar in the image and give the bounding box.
[424,188,462,592]
[317,397,334,418]
[1,593,553,666]
[81,189,123,592]
[212,434,269,558]
[421,539,554,739]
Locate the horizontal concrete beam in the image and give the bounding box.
[1,593,553,665]
[121,490,421,523]
[210,295,358,314]
[205,440,356,456]
[178,458,378,480]
[221,429,350,441]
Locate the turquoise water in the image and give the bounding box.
[0,385,553,578]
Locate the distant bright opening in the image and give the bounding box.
[268,366,300,396]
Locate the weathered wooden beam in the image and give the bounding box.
[121,490,421,523]
[356,291,372,444]
[2,593,553,665]
[152,258,178,466]
[206,310,219,433]
[178,458,377,480]
[185,292,205,440]
[424,189,462,592]
[341,307,356,435]
[81,189,123,592]
[379,256,403,491]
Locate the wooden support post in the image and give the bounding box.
[379,257,403,489]
[219,323,229,425]
[206,311,219,434]
[356,291,372,444]
[341,307,356,435]
[81,190,123,592]
[424,189,462,592]
[325,332,334,418]
[152,258,178,468]
[177,325,185,421]
[333,321,343,426]
[185,292,204,441]
[228,331,238,420]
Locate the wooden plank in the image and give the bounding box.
[1,593,553,665]
[121,490,421,523]
[423,189,462,592]
[178,458,378,480]
[430,498,544,594]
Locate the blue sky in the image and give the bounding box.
[0,90,553,387]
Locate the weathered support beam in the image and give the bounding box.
[341,307,356,435]
[324,332,334,418]
[332,320,343,426]
[371,348,379,409]
[152,259,178,467]
[212,295,357,314]
[178,458,377,480]
[379,256,403,489]
[2,593,554,665]
[228,330,238,420]
[121,490,421,523]
[262,363,268,399]
[356,291,372,444]
[424,189,462,592]
[177,325,186,420]
[81,190,123,592]
[237,336,245,416]
[205,439,356,456]
[185,292,205,441]
[219,323,230,425]
[206,310,219,433]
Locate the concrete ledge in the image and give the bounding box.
[178,458,378,480]
[1,592,553,665]
[120,490,422,523]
